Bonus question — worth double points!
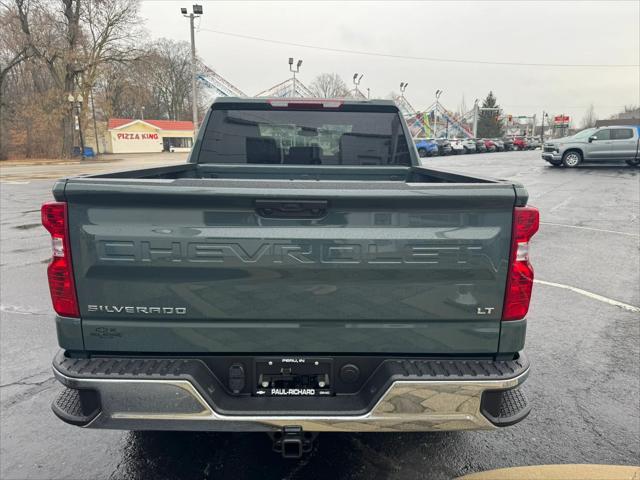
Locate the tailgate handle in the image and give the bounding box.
[255,199,329,219]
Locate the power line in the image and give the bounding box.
[197,27,639,68]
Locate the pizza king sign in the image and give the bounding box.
[116,132,159,140]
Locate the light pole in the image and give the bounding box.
[434,89,443,138]
[541,112,549,143]
[399,82,408,99]
[90,89,99,155]
[141,106,145,121]
[352,73,363,97]
[181,4,202,130]
[67,93,75,155]
[68,93,85,160]
[531,114,536,137]
[288,57,303,97]
[472,98,479,138]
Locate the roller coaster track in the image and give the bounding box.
[255,77,314,98]
[197,64,247,98]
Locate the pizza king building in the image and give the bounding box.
[106,118,195,154]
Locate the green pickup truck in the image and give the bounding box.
[43,98,538,457]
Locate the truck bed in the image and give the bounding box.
[79,162,500,183]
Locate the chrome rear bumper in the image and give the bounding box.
[52,353,530,433]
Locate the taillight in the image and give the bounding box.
[502,206,539,321]
[41,202,79,318]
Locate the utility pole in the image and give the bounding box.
[288,58,303,97]
[541,111,545,143]
[182,5,203,130]
[189,10,198,129]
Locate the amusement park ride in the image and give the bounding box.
[196,61,533,139]
[397,95,476,140]
[197,64,247,98]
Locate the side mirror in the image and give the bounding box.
[588,136,596,143]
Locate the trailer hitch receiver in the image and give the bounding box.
[270,426,316,458]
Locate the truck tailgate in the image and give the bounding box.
[63,179,516,354]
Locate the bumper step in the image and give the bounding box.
[54,353,527,381]
[51,386,101,426]
[481,387,531,426]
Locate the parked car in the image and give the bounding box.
[493,139,505,152]
[528,137,541,150]
[415,138,439,157]
[513,136,528,151]
[502,137,514,151]
[483,139,497,152]
[436,138,452,155]
[462,138,477,154]
[475,138,487,153]
[169,145,192,153]
[542,125,640,167]
[449,138,466,155]
[43,97,537,457]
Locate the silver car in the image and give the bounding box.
[542,126,640,167]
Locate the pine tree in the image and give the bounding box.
[477,91,505,137]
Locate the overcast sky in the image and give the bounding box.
[140,1,639,125]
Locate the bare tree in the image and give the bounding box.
[0,1,32,159]
[1,1,198,159]
[146,39,192,120]
[580,103,597,128]
[609,105,639,119]
[309,73,349,98]
[80,0,142,94]
[6,0,142,158]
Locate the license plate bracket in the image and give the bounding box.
[254,357,333,397]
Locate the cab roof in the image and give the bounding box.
[211,97,400,112]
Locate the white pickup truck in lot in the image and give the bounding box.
[542,125,640,167]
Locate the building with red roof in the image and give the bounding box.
[106,118,195,154]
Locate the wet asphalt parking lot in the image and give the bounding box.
[1,150,638,479]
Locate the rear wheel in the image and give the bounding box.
[562,151,582,168]
[418,148,428,158]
